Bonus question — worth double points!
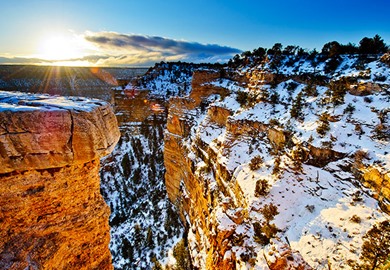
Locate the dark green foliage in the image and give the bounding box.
[324,56,342,73]
[121,153,132,179]
[252,47,266,58]
[317,113,330,137]
[290,92,304,120]
[260,203,279,222]
[283,45,299,55]
[173,239,191,270]
[350,220,390,270]
[344,103,356,114]
[249,155,263,170]
[364,96,373,103]
[321,41,343,57]
[350,215,361,223]
[269,92,279,104]
[359,35,388,54]
[321,41,359,58]
[303,84,318,97]
[255,179,270,197]
[253,203,279,245]
[286,81,299,93]
[146,227,154,248]
[328,79,348,105]
[267,43,283,56]
[236,91,249,106]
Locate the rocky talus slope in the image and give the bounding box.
[163,54,390,269]
[0,91,120,269]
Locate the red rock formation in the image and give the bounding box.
[190,70,230,105]
[0,91,120,269]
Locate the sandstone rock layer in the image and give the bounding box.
[0,91,120,269]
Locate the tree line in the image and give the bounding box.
[229,34,389,67]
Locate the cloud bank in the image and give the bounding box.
[85,32,240,55]
[0,32,241,67]
[83,32,241,66]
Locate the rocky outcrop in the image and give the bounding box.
[190,70,230,105]
[360,166,390,212]
[0,91,120,269]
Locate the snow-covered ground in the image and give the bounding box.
[178,54,390,269]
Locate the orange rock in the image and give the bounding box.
[0,91,119,269]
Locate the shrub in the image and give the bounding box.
[236,91,249,106]
[260,203,279,222]
[290,92,304,120]
[286,81,299,93]
[350,215,361,223]
[324,56,342,73]
[364,96,373,103]
[303,84,318,97]
[328,80,348,105]
[305,205,315,213]
[253,203,280,246]
[354,124,364,136]
[317,113,331,137]
[354,150,368,169]
[380,52,390,66]
[249,155,263,170]
[173,239,191,270]
[352,191,363,203]
[272,156,281,175]
[373,123,390,141]
[269,92,279,104]
[349,220,390,270]
[343,103,356,114]
[255,179,270,197]
[359,34,387,54]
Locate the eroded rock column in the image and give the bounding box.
[0,91,120,269]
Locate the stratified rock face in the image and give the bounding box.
[0,91,119,173]
[164,55,390,269]
[0,91,120,269]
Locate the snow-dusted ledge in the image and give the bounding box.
[0,90,120,174]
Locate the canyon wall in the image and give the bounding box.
[0,91,120,269]
[164,64,390,269]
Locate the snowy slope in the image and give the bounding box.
[179,54,390,269]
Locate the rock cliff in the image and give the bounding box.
[0,91,120,269]
[164,54,390,269]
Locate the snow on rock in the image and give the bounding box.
[162,54,390,269]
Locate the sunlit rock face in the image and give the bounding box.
[0,91,120,269]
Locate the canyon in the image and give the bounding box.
[160,54,390,269]
[0,50,389,270]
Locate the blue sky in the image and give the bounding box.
[0,0,389,66]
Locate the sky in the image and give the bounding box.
[0,0,389,67]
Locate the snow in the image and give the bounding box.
[0,90,105,112]
[173,54,390,269]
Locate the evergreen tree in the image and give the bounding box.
[173,239,191,270]
[359,35,387,54]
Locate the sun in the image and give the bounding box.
[38,35,83,61]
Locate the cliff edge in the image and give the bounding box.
[0,91,120,269]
